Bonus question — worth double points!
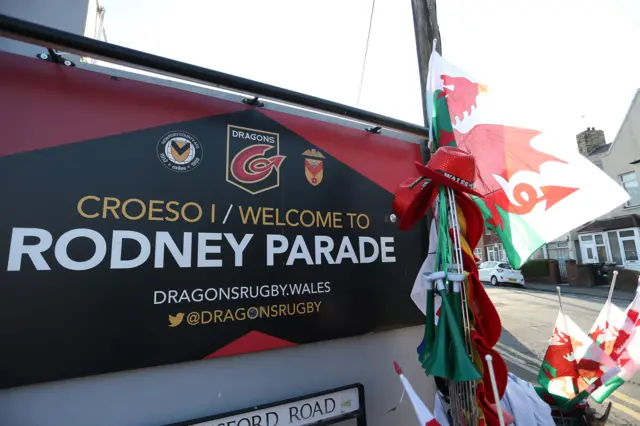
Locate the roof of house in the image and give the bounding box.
[587,143,612,156]
[577,213,640,233]
[604,89,640,157]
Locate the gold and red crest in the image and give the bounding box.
[302,148,325,186]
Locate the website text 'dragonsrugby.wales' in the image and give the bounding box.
[154,282,331,305]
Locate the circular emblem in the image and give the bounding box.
[157,131,203,172]
[247,307,259,320]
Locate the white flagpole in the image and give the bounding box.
[607,270,619,304]
[485,355,506,426]
[556,286,564,314]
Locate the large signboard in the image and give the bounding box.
[0,52,426,388]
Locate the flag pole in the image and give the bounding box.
[607,270,619,303]
[556,286,564,314]
[410,0,447,417]
[411,0,441,268]
[556,285,588,408]
[485,355,506,426]
[410,0,442,129]
[561,389,590,409]
[393,361,442,426]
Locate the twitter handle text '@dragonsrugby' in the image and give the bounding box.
[167,301,323,327]
[154,282,331,305]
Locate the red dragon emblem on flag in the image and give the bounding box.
[439,74,579,228]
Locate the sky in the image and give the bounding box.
[92,0,640,143]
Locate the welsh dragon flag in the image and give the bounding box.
[588,299,629,356]
[425,44,630,268]
[538,310,620,403]
[590,291,640,402]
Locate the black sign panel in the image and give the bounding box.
[0,54,427,388]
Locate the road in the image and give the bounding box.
[486,285,640,426]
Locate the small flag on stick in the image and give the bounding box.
[588,271,627,356]
[393,361,441,426]
[591,276,640,403]
[538,287,620,405]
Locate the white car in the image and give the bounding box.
[478,261,525,287]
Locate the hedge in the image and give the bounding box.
[520,259,550,276]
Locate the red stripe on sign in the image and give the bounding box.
[0,51,248,157]
[425,420,440,426]
[204,331,296,359]
[261,109,422,193]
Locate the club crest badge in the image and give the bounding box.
[302,148,325,186]
[226,125,285,194]
[157,131,203,172]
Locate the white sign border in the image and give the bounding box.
[165,383,366,426]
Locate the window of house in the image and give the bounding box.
[586,247,595,260]
[623,240,639,261]
[581,229,640,265]
[487,246,497,262]
[579,232,608,263]
[595,234,609,262]
[487,244,500,262]
[485,227,492,236]
[620,172,640,207]
[474,248,483,261]
[607,231,623,265]
[498,243,506,261]
[486,244,506,262]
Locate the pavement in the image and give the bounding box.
[523,281,637,303]
[486,284,640,426]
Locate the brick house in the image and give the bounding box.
[575,90,640,271]
[478,226,504,262]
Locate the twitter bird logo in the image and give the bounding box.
[168,313,184,327]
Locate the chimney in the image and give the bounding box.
[576,127,606,156]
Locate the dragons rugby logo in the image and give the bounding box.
[226,125,286,194]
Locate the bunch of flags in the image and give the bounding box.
[397,32,631,424]
[537,278,640,407]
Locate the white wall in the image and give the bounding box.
[601,91,640,219]
[0,327,434,426]
[0,0,90,59]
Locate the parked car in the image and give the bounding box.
[478,261,525,286]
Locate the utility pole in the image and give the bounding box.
[411,0,442,187]
[411,0,443,402]
[411,0,442,141]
